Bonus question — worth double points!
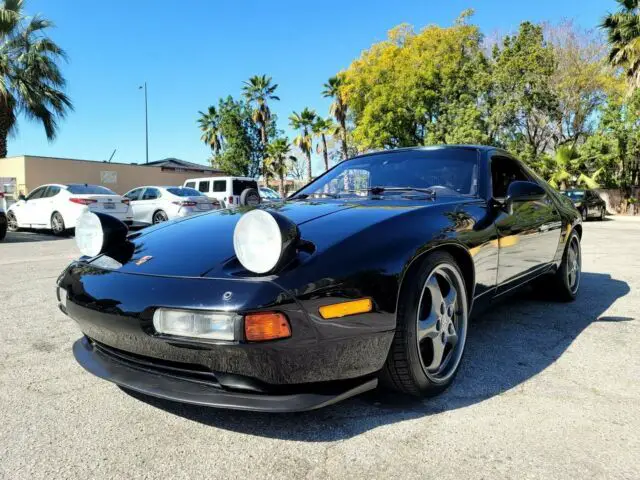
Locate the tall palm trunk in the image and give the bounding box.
[279,172,285,196]
[321,133,329,171]
[0,100,11,158]
[306,151,312,181]
[340,118,348,160]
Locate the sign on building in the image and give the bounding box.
[100,171,117,184]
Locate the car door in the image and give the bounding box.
[125,188,144,224]
[21,186,47,226]
[490,155,562,293]
[136,187,161,224]
[36,185,61,226]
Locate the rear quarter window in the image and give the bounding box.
[213,180,227,192]
[198,181,211,193]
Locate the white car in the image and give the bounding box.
[259,186,283,202]
[123,186,219,226]
[7,184,133,235]
[183,176,260,208]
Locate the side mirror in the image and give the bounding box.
[18,194,26,201]
[506,181,546,203]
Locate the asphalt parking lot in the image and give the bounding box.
[0,219,638,480]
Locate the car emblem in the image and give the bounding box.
[135,255,153,266]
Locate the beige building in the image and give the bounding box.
[0,155,223,196]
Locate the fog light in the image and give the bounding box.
[153,309,237,341]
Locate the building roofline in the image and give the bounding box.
[0,154,220,171]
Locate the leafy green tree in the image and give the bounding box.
[265,137,295,195]
[289,108,317,181]
[197,106,222,155]
[340,12,490,151]
[242,75,279,145]
[312,117,336,171]
[207,96,262,177]
[601,0,640,92]
[0,0,72,157]
[491,22,559,162]
[322,76,349,159]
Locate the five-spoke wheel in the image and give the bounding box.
[153,210,168,224]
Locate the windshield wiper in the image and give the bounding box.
[366,186,436,198]
[290,192,340,200]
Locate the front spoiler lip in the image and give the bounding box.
[73,337,378,413]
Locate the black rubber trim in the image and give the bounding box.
[72,337,377,412]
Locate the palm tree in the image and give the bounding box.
[265,137,295,195]
[601,0,640,92]
[0,1,72,158]
[322,76,349,160]
[312,117,337,172]
[546,147,602,190]
[289,108,317,181]
[197,106,222,155]
[242,74,279,146]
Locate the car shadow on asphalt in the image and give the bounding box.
[1,230,68,243]
[123,271,631,441]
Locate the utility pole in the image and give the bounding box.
[139,82,149,164]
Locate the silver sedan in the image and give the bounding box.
[123,186,219,226]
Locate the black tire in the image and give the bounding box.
[240,188,261,206]
[550,230,581,302]
[600,207,606,221]
[0,214,6,241]
[581,207,588,221]
[152,210,168,224]
[7,211,18,232]
[51,212,67,236]
[382,251,469,397]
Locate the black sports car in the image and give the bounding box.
[561,189,607,221]
[57,146,582,412]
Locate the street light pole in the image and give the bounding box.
[139,82,149,164]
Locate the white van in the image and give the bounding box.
[183,177,260,208]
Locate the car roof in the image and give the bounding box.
[184,176,255,181]
[349,144,507,161]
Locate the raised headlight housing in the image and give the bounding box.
[233,209,300,274]
[75,211,128,257]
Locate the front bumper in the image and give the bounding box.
[73,336,377,412]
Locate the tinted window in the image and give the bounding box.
[124,189,142,201]
[198,181,210,193]
[232,179,258,195]
[213,180,226,192]
[44,186,61,198]
[491,156,530,198]
[142,188,160,200]
[185,181,196,189]
[296,149,479,198]
[166,187,204,197]
[26,187,46,200]
[66,184,116,195]
[563,191,585,201]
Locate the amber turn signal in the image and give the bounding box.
[319,298,373,319]
[244,312,291,342]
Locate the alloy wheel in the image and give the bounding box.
[153,211,168,224]
[416,264,468,383]
[7,212,18,231]
[52,213,64,234]
[581,208,588,221]
[566,237,581,294]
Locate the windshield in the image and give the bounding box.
[167,187,204,197]
[66,184,116,195]
[294,148,479,198]
[563,191,585,200]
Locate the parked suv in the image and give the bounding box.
[183,177,260,208]
[123,186,220,226]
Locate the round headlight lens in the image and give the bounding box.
[75,212,104,257]
[233,209,282,274]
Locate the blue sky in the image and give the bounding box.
[9,0,608,173]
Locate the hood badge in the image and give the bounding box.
[135,255,153,266]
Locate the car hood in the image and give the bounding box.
[99,201,357,277]
[96,197,465,278]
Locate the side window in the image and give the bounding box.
[125,189,141,201]
[142,188,160,200]
[490,156,530,199]
[185,181,196,189]
[44,186,61,198]
[213,180,226,192]
[198,181,211,193]
[26,187,46,200]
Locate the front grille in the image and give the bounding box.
[91,339,223,389]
